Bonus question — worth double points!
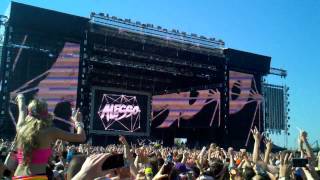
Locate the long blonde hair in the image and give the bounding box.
[16,99,52,165]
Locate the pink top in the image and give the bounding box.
[16,148,52,164]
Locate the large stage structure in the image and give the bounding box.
[0,2,273,148]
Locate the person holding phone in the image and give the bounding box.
[71,153,112,180]
[72,136,136,180]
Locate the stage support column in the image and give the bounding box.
[78,30,91,141]
[220,55,230,146]
[0,23,15,139]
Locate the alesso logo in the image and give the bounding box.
[99,104,141,121]
[97,94,142,132]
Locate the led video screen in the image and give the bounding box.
[151,89,221,129]
[8,34,80,129]
[151,71,263,147]
[229,71,263,114]
[34,43,79,112]
[228,70,263,146]
[90,87,151,136]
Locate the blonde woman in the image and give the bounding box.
[13,94,86,180]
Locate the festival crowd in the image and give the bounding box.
[0,95,319,180]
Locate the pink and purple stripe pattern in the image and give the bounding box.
[36,42,80,112]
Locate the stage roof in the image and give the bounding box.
[8,1,271,75]
[9,2,88,41]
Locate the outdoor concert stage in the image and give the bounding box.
[0,2,271,148]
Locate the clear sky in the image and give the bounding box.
[1,0,319,148]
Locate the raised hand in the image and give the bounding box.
[15,93,28,129]
[152,164,168,180]
[251,126,263,142]
[264,138,273,150]
[279,152,292,178]
[72,108,82,122]
[300,131,308,143]
[228,147,234,155]
[299,130,317,166]
[119,135,128,146]
[182,150,189,164]
[119,135,132,161]
[302,164,320,179]
[72,153,111,180]
[15,94,25,104]
[251,126,263,163]
[263,138,273,164]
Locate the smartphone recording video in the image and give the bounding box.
[292,158,308,167]
[102,154,124,170]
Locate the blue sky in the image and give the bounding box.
[1,0,319,148]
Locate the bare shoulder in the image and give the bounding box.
[36,127,59,145]
[41,126,59,134]
[39,127,60,140]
